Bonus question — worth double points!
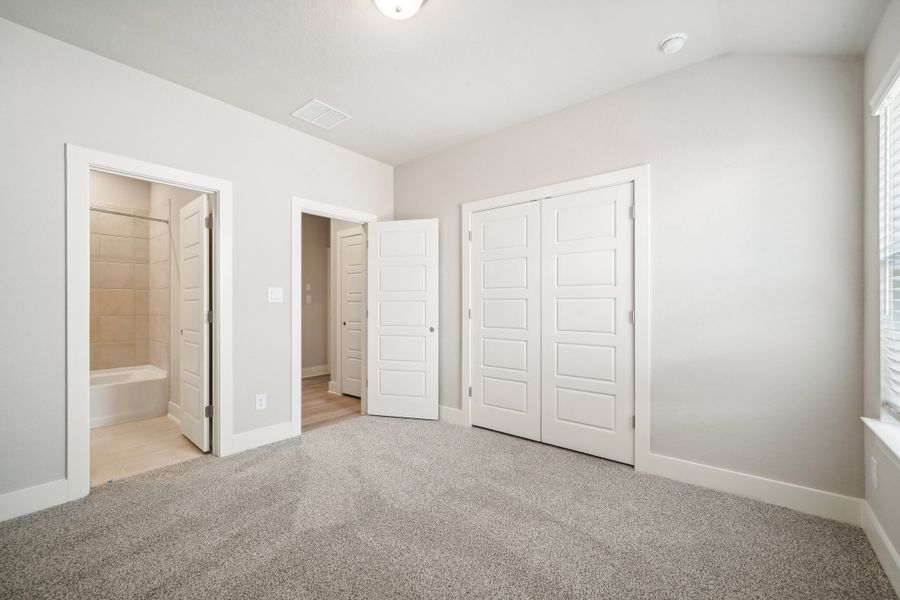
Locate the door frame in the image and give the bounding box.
[334,225,365,399]
[291,197,377,432]
[65,144,234,503]
[460,165,650,469]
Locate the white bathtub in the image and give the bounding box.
[90,365,169,428]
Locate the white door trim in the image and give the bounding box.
[460,165,650,467]
[64,144,234,506]
[291,197,377,433]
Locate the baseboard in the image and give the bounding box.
[0,478,70,522]
[167,401,182,424]
[862,501,900,594]
[638,452,862,525]
[302,365,330,378]
[439,405,466,426]
[90,407,168,429]
[230,421,298,454]
[327,380,340,394]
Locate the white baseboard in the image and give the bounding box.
[638,452,862,525]
[862,501,900,594]
[302,365,330,378]
[439,405,466,426]
[167,401,182,424]
[327,380,340,394]
[90,407,168,429]
[0,478,70,522]
[230,421,299,454]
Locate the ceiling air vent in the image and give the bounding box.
[291,99,351,130]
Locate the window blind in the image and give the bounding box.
[880,85,900,420]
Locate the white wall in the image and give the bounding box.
[863,0,900,572]
[395,54,865,497]
[0,18,392,496]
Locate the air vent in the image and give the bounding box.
[291,99,351,130]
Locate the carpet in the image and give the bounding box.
[0,417,896,599]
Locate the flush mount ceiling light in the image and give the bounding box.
[658,33,687,55]
[374,0,425,20]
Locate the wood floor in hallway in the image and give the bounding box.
[302,374,361,431]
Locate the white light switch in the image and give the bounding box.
[305,295,312,305]
[267,287,284,303]
[305,283,311,292]
[255,393,267,411]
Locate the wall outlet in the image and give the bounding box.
[255,393,267,411]
[870,456,878,489]
[267,287,284,303]
[305,295,312,304]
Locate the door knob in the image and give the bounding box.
[429,327,435,332]
[343,321,347,326]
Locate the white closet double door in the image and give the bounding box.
[470,184,635,464]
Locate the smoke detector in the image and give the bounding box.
[291,99,351,130]
[658,33,687,55]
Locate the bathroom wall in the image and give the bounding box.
[148,186,171,371]
[89,172,151,370]
[301,214,330,372]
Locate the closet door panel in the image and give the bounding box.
[540,184,635,464]
[470,202,541,440]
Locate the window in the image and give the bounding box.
[879,80,900,423]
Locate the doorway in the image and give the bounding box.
[65,145,234,503]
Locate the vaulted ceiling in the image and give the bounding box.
[0,0,888,164]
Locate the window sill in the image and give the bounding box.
[862,417,900,467]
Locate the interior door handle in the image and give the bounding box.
[429,327,435,332]
[343,321,347,326]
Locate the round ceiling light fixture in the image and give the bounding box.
[658,33,687,54]
[374,0,425,20]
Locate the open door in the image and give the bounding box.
[179,194,211,451]
[366,219,439,420]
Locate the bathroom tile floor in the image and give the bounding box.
[90,416,205,487]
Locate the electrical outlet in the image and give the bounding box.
[871,456,878,489]
[255,393,267,411]
[305,295,312,304]
[267,287,284,303]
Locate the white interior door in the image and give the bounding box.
[179,194,210,452]
[470,202,542,440]
[340,228,364,397]
[541,184,634,464]
[366,219,439,419]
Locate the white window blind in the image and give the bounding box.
[879,84,900,420]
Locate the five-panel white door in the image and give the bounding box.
[179,194,210,452]
[469,183,635,463]
[366,219,439,420]
[340,229,364,397]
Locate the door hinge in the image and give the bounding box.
[205,214,213,229]
[205,404,214,418]
[468,386,472,397]
[628,310,635,325]
[630,415,635,428]
[206,309,213,323]
[468,230,472,241]
[628,206,636,220]
[468,308,472,319]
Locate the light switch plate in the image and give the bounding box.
[267,287,284,303]
[255,393,267,411]
[306,295,312,304]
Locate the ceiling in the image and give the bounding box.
[0,0,888,165]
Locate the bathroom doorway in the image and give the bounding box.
[88,172,215,485]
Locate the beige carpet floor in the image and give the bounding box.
[0,417,896,599]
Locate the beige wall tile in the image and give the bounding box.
[99,289,134,316]
[135,316,149,340]
[99,213,133,237]
[98,316,135,342]
[135,290,149,316]
[149,261,169,290]
[90,234,100,258]
[90,317,100,340]
[149,289,168,316]
[90,261,101,288]
[133,219,150,239]
[90,290,100,316]
[149,341,168,370]
[134,264,149,290]
[134,238,149,262]
[98,235,133,263]
[100,262,133,289]
[135,342,149,365]
[90,211,101,231]
[95,342,135,369]
[150,315,169,342]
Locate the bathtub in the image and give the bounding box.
[90,365,169,428]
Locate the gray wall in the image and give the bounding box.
[863,0,900,561]
[301,214,330,369]
[0,18,392,495]
[395,54,865,496]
